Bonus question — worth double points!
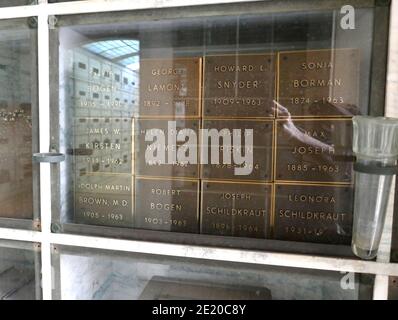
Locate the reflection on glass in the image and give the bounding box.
[0,0,33,7]
[65,37,139,227]
[55,246,374,300]
[69,39,139,118]
[0,241,40,300]
[0,20,36,219]
[58,7,377,246]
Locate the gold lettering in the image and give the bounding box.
[221,193,251,200]
[214,64,255,72]
[300,61,333,70]
[151,188,182,196]
[147,83,181,92]
[206,206,266,217]
[293,78,342,88]
[287,193,336,204]
[150,202,182,211]
[216,80,259,89]
[279,209,346,221]
[292,146,334,155]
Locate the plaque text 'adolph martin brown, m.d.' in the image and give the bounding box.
[74,174,133,227]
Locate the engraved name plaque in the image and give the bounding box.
[201,119,273,181]
[203,54,275,118]
[273,183,353,244]
[277,49,359,117]
[135,118,200,178]
[74,174,133,227]
[139,58,202,117]
[73,117,132,174]
[275,119,353,183]
[201,181,272,238]
[134,177,199,233]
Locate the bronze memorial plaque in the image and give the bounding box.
[201,181,272,238]
[139,58,202,117]
[134,177,199,233]
[201,119,273,181]
[74,174,133,227]
[273,183,353,244]
[203,54,275,118]
[275,119,353,183]
[277,49,359,117]
[73,117,132,174]
[135,118,200,178]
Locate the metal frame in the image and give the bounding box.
[0,0,396,300]
[0,16,40,231]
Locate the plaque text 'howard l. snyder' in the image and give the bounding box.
[204,54,275,118]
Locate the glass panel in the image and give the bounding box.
[390,276,398,300]
[53,245,374,300]
[0,0,35,7]
[0,239,41,300]
[392,179,398,263]
[53,1,389,253]
[48,0,80,2]
[0,18,38,227]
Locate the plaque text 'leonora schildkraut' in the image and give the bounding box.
[273,183,353,244]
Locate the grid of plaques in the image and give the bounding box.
[72,48,358,245]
